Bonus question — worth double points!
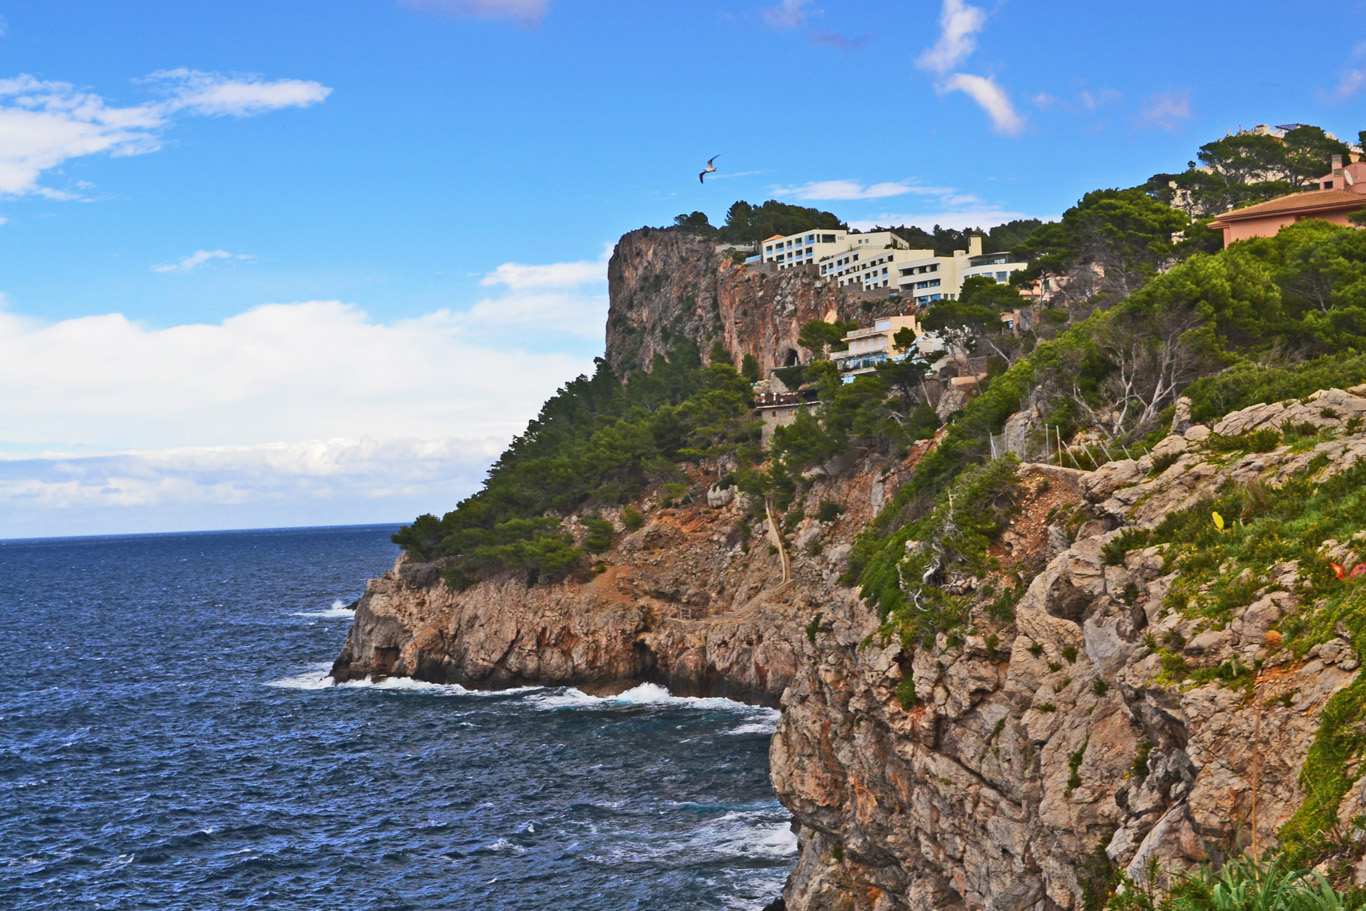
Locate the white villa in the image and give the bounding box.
[830,315,919,377]
[759,229,1026,301]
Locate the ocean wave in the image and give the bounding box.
[722,719,780,736]
[704,815,798,859]
[266,663,335,690]
[293,599,355,619]
[530,683,778,718]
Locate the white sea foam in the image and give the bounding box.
[267,663,335,690]
[707,817,799,858]
[530,682,779,718]
[337,676,473,695]
[335,676,544,697]
[722,718,780,736]
[293,599,355,618]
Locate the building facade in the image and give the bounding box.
[831,315,919,377]
[1209,157,1366,247]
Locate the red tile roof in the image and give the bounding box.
[1211,188,1366,224]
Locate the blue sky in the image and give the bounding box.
[2,0,1364,537]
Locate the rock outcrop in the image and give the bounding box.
[332,462,889,706]
[606,228,903,376]
[773,387,1366,911]
[335,224,1366,910]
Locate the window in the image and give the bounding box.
[876,319,890,330]
[822,234,837,243]
[996,271,1007,282]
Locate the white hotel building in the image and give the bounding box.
[760,229,1026,304]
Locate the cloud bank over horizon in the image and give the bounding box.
[0,249,609,538]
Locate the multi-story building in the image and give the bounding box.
[761,229,921,279]
[759,229,851,270]
[894,235,1027,305]
[761,228,1026,299]
[1209,156,1366,247]
[830,315,920,376]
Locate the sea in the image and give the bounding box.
[0,524,795,910]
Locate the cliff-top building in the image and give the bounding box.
[1209,155,1366,247]
[760,228,1026,301]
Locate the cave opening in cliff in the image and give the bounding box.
[782,348,799,366]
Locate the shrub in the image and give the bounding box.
[805,611,823,645]
[582,517,615,553]
[895,674,917,710]
[816,500,846,523]
[622,506,645,532]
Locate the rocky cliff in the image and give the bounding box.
[774,386,1366,910]
[605,228,901,375]
[331,453,923,705]
[336,227,1366,910]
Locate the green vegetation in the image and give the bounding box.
[1101,854,1366,911]
[895,674,918,710]
[1066,739,1088,797]
[853,457,1022,647]
[392,343,761,583]
[816,499,845,523]
[797,318,859,359]
[1146,125,1353,216]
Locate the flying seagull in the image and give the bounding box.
[699,155,719,184]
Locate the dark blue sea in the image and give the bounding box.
[0,525,794,910]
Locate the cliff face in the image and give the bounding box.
[774,388,1366,911]
[337,228,1366,911]
[605,228,899,375]
[331,456,913,705]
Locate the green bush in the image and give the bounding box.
[582,517,615,553]
[390,343,761,582]
[622,506,645,532]
[816,500,845,523]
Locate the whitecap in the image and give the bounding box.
[333,676,470,694]
[530,683,778,717]
[267,663,335,690]
[715,821,798,858]
[293,599,355,619]
[722,719,780,736]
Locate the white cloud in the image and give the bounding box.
[403,0,550,25]
[0,75,165,197]
[153,249,255,273]
[940,73,1025,136]
[144,68,331,117]
[0,299,593,453]
[1136,89,1193,132]
[0,69,331,199]
[1328,45,1366,101]
[1331,68,1366,100]
[0,437,505,537]
[763,0,811,30]
[0,244,615,536]
[916,0,986,74]
[771,179,952,201]
[479,244,609,290]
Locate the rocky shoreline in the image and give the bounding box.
[334,388,1366,910]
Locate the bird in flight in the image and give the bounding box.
[699,155,719,184]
